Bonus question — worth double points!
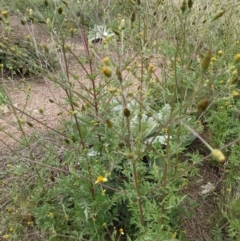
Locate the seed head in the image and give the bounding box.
[70,28,75,38]
[148,64,154,74]
[232,90,240,97]
[188,0,193,8]
[197,98,209,113]
[234,53,240,63]
[106,119,113,128]
[131,11,136,23]
[26,121,34,127]
[21,18,26,25]
[180,0,187,12]
[58,7,63,14]
[126,153,134,159]
[102,66,112,78]
[217,50,223,56]
[123,107,131,118]
[116,67,123,82]
[1,11,8,18]
[213,10,225,20]
[201,50,212,71]
[103,57,110,66]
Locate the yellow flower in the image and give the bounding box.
[27,221,33,226]
[102,189,106,195]
[49,212,54,218]
[119,228,124,235]
[172,232,177,238]
[119,19,126,30]
[95,176,108,184]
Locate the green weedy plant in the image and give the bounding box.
[2,0,240,240]
[0,9,57,76]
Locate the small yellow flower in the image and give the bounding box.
[0,64,4,68]
[27,221,33,226]
[102,189,106,195]
[234,53,240,63]
[9,227,13,233]
[95,176,108,184]
[172,232,177,238]
[211,149,226,163]
[49,212,54,218]
[103,222,107,226]
[119,19,126,30]
[119,228,124,235]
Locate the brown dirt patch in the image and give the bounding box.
[0,80,66,150]
[180,139,227,241]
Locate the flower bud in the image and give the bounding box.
[197,98,209,113]
[188,0,193,8]
[106,119,113,128]
[201,50,212,71]
[123,107,131,117]
[234,53,240,63]
[58,7,63,14]
[1,11,8,18]
[213,10,225,20]
[116,67,123,82]
[103,57,110,66]
[211,149,226,163]
[102,66,112,78]
[180,0,187,12]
